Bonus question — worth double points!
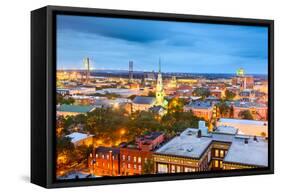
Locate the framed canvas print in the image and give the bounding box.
[31,5,274,188]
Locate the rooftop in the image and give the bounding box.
[185,101,213,109]
[155,122,268,167]
[133,96,156,105]
[233,101,267,108]
[57,104,95,113]
[95,146,120,155]
[218,118,268,126]
[213,126,238,135]
[66,132,93,143]
[155,129,212,158]
[224,137,268,167]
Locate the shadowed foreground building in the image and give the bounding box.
[153,122,268,173]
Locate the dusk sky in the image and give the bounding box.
[57,15,268,74]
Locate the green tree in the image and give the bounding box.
[147,91,156,97]
[224,90,236,101]
[56,136,74,154]
[168,97,185,113]
[217,102,231,117]
[57,94,75,105]
[142,159,154,174]
[239,110,254,120]
[192,88,210,99]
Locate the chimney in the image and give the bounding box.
[253,136,258,142]
[198,121,208,135]
[197,130,202,138]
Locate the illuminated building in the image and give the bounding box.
[66,132,94,147]
[232,101,268,121]
[90,147,121,176]
[120,147,152,175]
[232,68,254,89]
[132,96,156,112]
[153,121,268,173]
[135,132,165,151]
[183,101,214,121]
[217,118,268,137]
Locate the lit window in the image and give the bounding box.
[220,150,224,158]
[144,157,148,163]
[215,160,219,168]
[106,154,109,159]
[171,165,176,173]
[138,165,142,171]
[220,161,223,168]
[128,156,131,161]
[184,167,194,172]
[134,156,137,162]
[215,150,219,157]
[122,155,125,160]
[158,164,168,173]
[134,164,137,169]
[128,164,131,169]
[138,157,142,163]
[102,154,104,159]
[177,166,181,172]
[96,154,98,158]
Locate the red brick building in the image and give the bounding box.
[135,132,165,151]
[89,147,120,176]
[120,147,152,175]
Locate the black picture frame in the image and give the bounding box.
[31,5,274,188]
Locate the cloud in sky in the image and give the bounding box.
[57,15,268,74]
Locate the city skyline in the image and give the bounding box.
[57,15,268,74]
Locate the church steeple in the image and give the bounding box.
[156,58,164,106]
[158,57,161,73]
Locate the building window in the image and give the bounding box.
[215,149,219,157]
[128,156,131,161]
[220,161,223,168]
[177,166,181,173]
[102,154,105,159]
[220,150,224,158]
[122,163,125,167]
[106,154,109,159]
[134,156,137,163]
[134,164,137,169]
[128,164,131,169]
[138,157,142,163]
[96,154,98,158]
[122,155,125,161]
[138,165,142,171]
[158,164,168,173]
[144,157,148,163]
[171,165,176,173]
[215,160,219,168]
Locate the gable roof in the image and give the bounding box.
[133,96,156,105]
[58,104,95,113]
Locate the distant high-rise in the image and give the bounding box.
[83,57,91,84]
[129,61,133,83]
